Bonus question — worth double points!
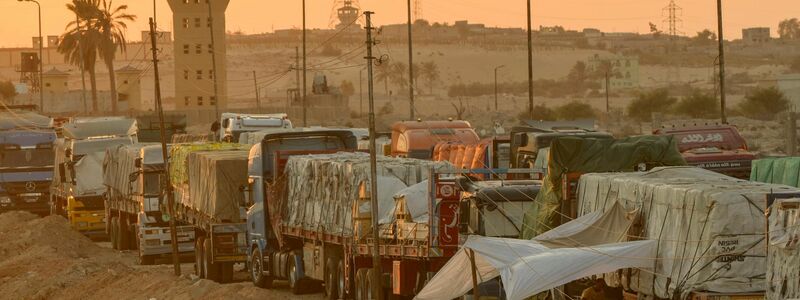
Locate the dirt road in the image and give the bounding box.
[0,211,324,300]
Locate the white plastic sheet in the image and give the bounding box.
[767,198,800,299]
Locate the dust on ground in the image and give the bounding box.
[0,211,322,300]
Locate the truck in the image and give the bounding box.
[51,118,138,238]
[246,130,459,299]
[653,124,756,179]
[103,143,195,264]
[391,120,480,159]
[219,112,293,142]
[456,173,541,239]
[170,143,251,283]
[0,111,56,216]
[509,120,613,171]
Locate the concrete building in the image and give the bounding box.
[116,65,142,111]
[742,27,771,44]
[587,53,640,89]
[168,0,229,111]
[41,68,69,94]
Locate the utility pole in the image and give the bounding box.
[605,71,610,113]
[364,11,383,300]
[76,13,87,113]
[295,46,300,106]
[716,0,727,124]
[359,67,364,117]
[407,0,415,119]
[494,65,504,111]
[302,0,308,126]
[149,17,181,277]
[526,0,534,119]
[253,71,260,111]
[207,0,220,120]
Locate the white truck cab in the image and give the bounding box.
[219,113,292,142]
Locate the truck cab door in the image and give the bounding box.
[245,177,267,249]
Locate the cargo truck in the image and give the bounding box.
[391,120,480,159]
[0,111,56,216]
[103,143,195,264]
[170,143,251,283]
[219,113,293,142]
[245,130,460,299]
[654,124,756,179]
[51,118,138,238]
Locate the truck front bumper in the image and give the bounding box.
[139,225,196,256]
[69,210,107,238]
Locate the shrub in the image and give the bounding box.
[673,90,718,118]
[738,86,790,120]
[627,88,677,122]
[555,101,595,120]
[0,80,16,100]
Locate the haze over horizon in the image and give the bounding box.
[0,0,796,47]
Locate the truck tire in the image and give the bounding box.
[355,268,368,300]
[110,217,119,250]
[251,247,273,288]
[195,237,205,278]
[288,253,302,295]
[203,238,221,282]
[220,262,234,283]
[119,217,130,250]
[337,258,348,300]
[325,256,340,299]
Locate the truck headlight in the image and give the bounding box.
[0,196,10,203]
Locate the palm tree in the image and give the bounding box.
[390,62,408,92]
[59,0,101,112]
[95,0,136,114]
[374,62,391,95]
[419,61,440,94]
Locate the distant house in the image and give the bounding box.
[742,27,771,44]
[587,53,640,89]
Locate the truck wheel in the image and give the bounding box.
[195,237,205,278]
[110,217,119,250]
[220,262,234,283]
[203,238,221,282]
[355,268,368,300]
[288,253,303,295]
[251,247,273,288]
[337,259,347,300]
[325,256,340,299]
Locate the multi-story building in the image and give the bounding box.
[587,53,640,89]
[168,0,229,110]
[742,27,771,44]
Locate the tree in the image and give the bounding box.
[59,0,102,112]
[419,61,440,94]
[340,80,354,97]
[374,62,391,95]
[527,104,556,121]
[566,61,588,87]
[649,22,663,38]
[693,29,717,45]
[738,86,790,120]
[627,88,677,122]
[673,90,718,118]
[0,81,16,100]
[555,101,595,120]
[95,0,136,114]
[389,62,408,92]
[779,18,800,40]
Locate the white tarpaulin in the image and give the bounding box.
[415,202,645,300]
[380,180,430,224]
[73,151,106,195]
[577,166,800,298]
[767,198,800,299]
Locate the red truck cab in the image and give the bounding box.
[654,124,756,179]
[391,120,480,159]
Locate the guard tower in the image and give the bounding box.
[332,0,361,30]
[168,0,230,110]
[17,52,40,93]
[115,65,142,111]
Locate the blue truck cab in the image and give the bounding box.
[245,130,357,290]
[0,112,56,216]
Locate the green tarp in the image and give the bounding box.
[750,157,800,187]
[168,142,249,185]
[520,135,687,239]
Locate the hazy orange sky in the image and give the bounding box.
[0,0,796,47]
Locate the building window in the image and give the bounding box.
[195,44,202,54]
[184,96,190,106]
[194,18,201,28]
[625,71,631,79]
[208,70,214,80]
[45,83,51,87]
[625,60,631,67]
[210,96,216,106]
[123,80,129,84]
[207,18,212,28]
[197,96,203,106]
[183,44,189,54]
[182,18,189,29]
[183,70,189,80]
[196,70,203,79]
[208,44,213,54]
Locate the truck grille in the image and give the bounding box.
[1,181,50,194]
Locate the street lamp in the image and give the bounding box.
[494,65,505,111]
[18,0,43,113]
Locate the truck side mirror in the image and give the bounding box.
[221,118,229,128]
[65,148,72,158]
[129,171,139,183]
[58,163,67,183]
[134,158,142,168]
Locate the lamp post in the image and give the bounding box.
[19,0,43,112]
[494,65,505,111]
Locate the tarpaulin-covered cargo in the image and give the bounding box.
[184,150,249,222]
[750,157,800,187]
[103,143,161,201]
[577,166,800,299]
[279,152,451,238]
[767,198,800,300]
[168,143,249,186]
[520,135,686,239]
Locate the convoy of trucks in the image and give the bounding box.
[0,111,56,216]
[51,118,138,238]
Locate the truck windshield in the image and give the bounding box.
[143,172,162,196]
[0,146,54,169]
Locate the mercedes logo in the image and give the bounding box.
[25,181,36,192]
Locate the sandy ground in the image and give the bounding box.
[0,211,324,300]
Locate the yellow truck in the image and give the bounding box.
[51,118,137,238]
